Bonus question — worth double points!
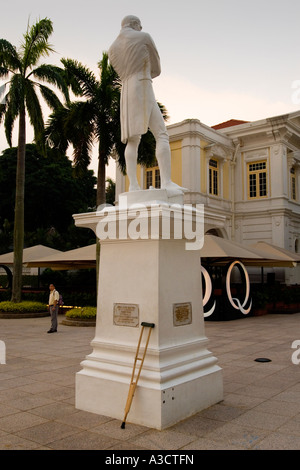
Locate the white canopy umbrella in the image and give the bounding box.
[200,235,297,267]
[0,245,62,266]
[25,244,96,270]
[248,241,300,266]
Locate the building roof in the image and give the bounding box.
[211,119,250,130]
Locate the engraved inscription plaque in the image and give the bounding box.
[113,303,139,327]
[173,302,192,326]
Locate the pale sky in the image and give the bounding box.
[1,0,300,178]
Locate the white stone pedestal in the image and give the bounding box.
[73,191,223,430]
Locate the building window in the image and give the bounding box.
[145,166,160,189]
[291,167,296,200]
[247,161,267,198]
[209,158,219,196]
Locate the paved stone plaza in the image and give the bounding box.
[0,313,300,450]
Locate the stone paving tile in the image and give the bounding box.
[222,392,265,409]
[230,409,291,431]
[253,399,300,417]
[198,403,246,422]
[33,361,79,372]
[131,429,198,450]
[6,395,54,411]
[0,404,20,418]
[222,381,248,393]
[254,432,300,450]
[15,420,82,446]
[0,411,47,433]
[29,371,69,384]
[56,409,114,429]
[20,381,62,394]
[275,415,300,436]
[234,384,281,399]
[0,372,20,381]
[29,402,78,420]
[0,431,40,450]
[275,390,300,403]
[181,437,246,450]
[0,389,33,403]
[49,430,119,450]
[106,440,150,450]
[169,414,226,437]
[34,385,75,401]
[0,376,36,391]
[200,421,270,449]
[253,375,299,392]
[92,419,149,441]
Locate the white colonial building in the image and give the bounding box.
[115,111,300,284]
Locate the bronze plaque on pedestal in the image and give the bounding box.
[113,303,139,327]
[173,302,192,326]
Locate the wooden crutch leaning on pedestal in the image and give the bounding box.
[121,322,155,429]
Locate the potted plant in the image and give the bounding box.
[252,290,269,316]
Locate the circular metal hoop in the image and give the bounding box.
[200,265,216,317]
[225,261,252,315]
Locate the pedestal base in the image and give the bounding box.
[76,365,223,430]
[74,199,223,430]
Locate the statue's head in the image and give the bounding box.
[121,15,142,31]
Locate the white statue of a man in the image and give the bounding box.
[108,15,187,195]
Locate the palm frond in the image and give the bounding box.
[38,84,63,110]
[30,64,70,102]
[4,104,17,147]
[157,102,169,122]
[66,100,95,128]
[45,106,70,153]
[0,39,21,71]
[24,80,45,152]
[22,18,55,70]
[61,58,98,98]
[63,101,95,175]
[72,136,93,176]
[45,100,95,161]
[0,102,6,124]
[0,67,10,80]
[0,83,6,101]
[7,74,25,118]
[138,131,157,167]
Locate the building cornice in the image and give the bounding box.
[215,111,300,148]
[167,119,234,151]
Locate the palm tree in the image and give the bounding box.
[0,18,69,302]
[46,52,122,208]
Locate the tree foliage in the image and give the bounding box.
[0,17,69,302]
[0,144,96,253]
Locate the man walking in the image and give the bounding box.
[48,283,59,333]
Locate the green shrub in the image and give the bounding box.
[0,301,48,313]
[66,306,96,319]
[65,306,96,319]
